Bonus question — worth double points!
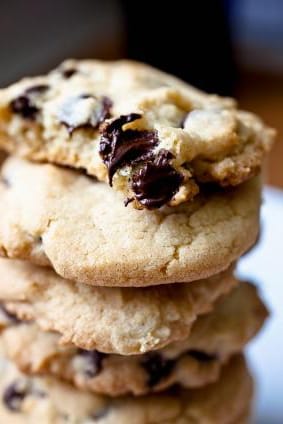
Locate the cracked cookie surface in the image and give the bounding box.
[0,355,252,423]
[0,59,275,209]
[0,282,267,396]
[0,258,236,354]
[0,157,261,287]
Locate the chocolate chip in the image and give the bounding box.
[0,304,21,324]
[10,84,49,119]
[100,115,184,208]
[58,95,112,134]
[188,350,218,362]
[76,349,106,378]
[99,114,158,185]
[62,68,77,79]
[3,380,28,411]
[131,149,184,209]
[141,353,175,387]
[10,96,37,119]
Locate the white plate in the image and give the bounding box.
[238,186,283,423]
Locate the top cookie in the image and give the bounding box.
[0,157,260,286]
[0,59,275,209]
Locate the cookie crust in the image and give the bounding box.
[0,157,261,287]
[0,282,267,396]
[0,59,275,209]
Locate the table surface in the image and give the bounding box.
[238,186,283,424]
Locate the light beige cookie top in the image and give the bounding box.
[0,355,252,423]
[0,282,267,396]
[0,258,236,354]
[0,157,261,287]
[0,59,275,210]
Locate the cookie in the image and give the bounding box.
[0,59,275,209]
[0,157,261,287]
[0,355,252,423]
[0,258,236,354]
[0,282,267,396]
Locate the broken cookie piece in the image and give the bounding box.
[0,59,275,209]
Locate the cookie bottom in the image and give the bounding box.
[0,355,252,423]
[0,282,267,397]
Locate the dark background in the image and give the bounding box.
[0,0,282,186]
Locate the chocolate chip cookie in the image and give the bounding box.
[0,354,252,423]
[0,282,267,396]
[0,258,236,354]
[0,59,275,209]
[0,157,261,286]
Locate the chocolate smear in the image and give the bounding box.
[131,149,183,209]
[99,113,158,184]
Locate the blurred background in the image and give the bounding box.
[0,0,282,186]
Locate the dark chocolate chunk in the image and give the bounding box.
[99,114,158,184]
[62,68,77,79]
[0,304,21,324]
[10,84,49,120]
[3,380,28,411]
[131,149,184,209]
[100,115,184,208]
[188,350,218,362]
[76,349,106,378]
[59,95,112,134]
[141,353,175,387]
[11,96,38,119]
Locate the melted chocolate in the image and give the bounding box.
[3,380,28,411]
[141,353,175,387]
[76,349,106,378]
[131,149,183,209]
[10,84,49,119]
[100,114,184,208]
[59,95,112,134]
[99,114,158,184]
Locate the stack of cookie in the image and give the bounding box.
[0,60,275,423]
